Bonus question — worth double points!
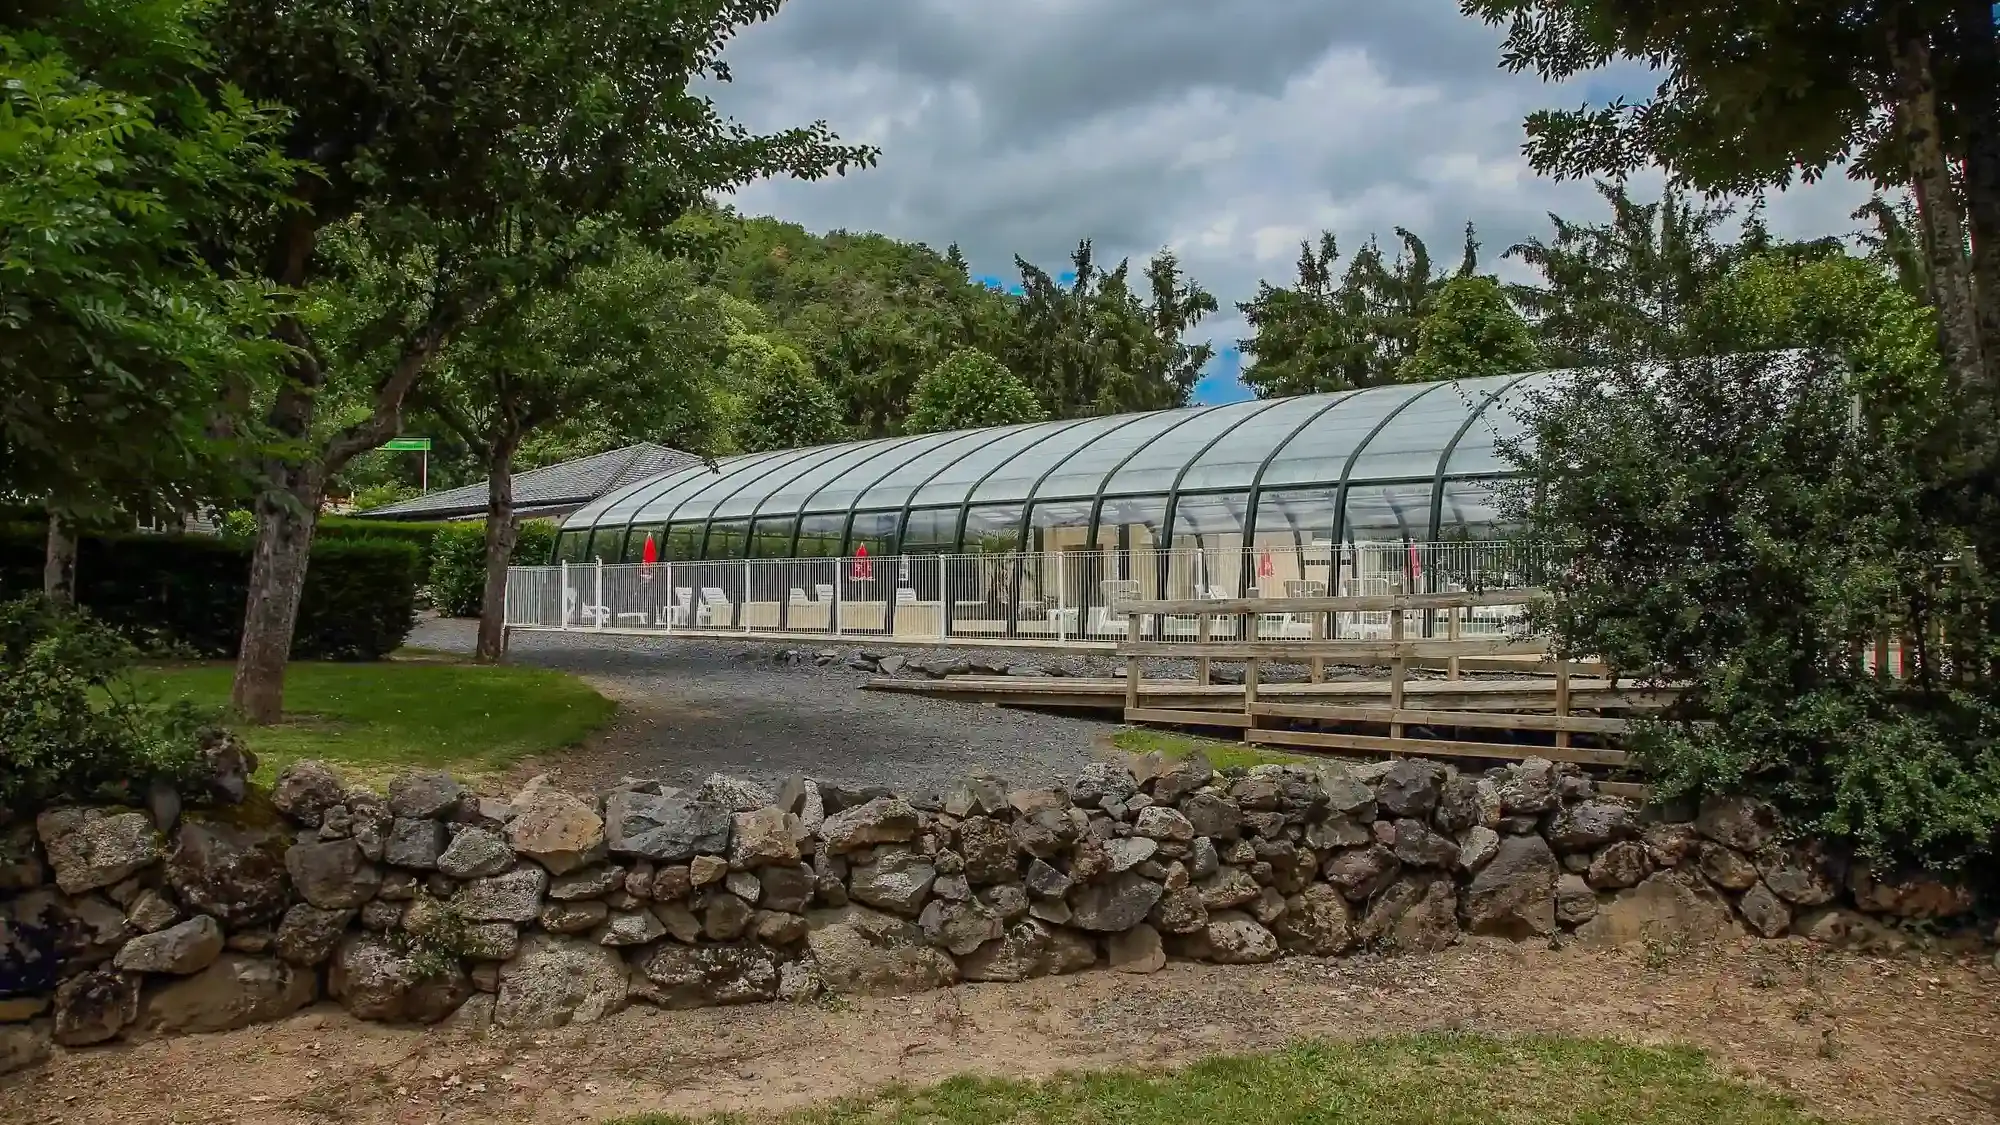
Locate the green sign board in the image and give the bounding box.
[382,437,432,451]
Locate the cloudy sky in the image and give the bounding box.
[709,0,1872,404]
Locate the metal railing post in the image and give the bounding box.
[663,561,674,633]
[743,558,753,633]
[593,559,604,630]
[834,560,844,636]
[1055,551,1067,642]
[937,554,947,640]
[559,561,570,631]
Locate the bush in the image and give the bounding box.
[1506,347,2000,870]
[0,525,420,660]
[906,348,1048,433]
[0,596,210,810]
[1505,252,2000,872]
[428,519,561,617]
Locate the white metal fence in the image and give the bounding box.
[503,540,1538,645]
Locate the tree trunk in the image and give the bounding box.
[43,514,76,606]
[1949,1,2000,406]
[231,463,324,723]
[475,432,524,662]
[1888,20,1988,402]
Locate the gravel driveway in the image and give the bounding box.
[406,617,1109,797]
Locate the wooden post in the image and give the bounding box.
[1873,629,1890,681]
[1388,595,1406,740]
[1124,612,1142,716]
[1195,610,1211,686]
[1553,654,1572,750]
[1243,654,1260,738]
[1446,603,1461,681]
[1310,610,1326,683]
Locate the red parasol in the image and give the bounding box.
[641,534,659,565]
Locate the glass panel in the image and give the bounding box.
[847,510,899,557]
[1344,376,1506,484]
[749,516,797,559]
[1027,498,1098,553]
[792,434,930,515]
[665,523,703,560]
[842,430,996,512]
[900,507,958,554]
[1101,401,1259,496]
[1176,395,1339,493]
[1260,382,1437,490]
[962,504,1024,553]
[704,520,751,560]
[1030,410,1182,501]
[1442,371,1553,478]
[721,441,885,521]
[1342,481,1433,541]
[1436,477,1511,539]
[1168,492,1249,597]
[554,530,589,563]
[601,454,763,528]
[903,423,1049,509]
[677,447,825,523]
[795,514,846,557]
[617,528,651,563]
[1098,494,1169,550]
[968,415,1134,504]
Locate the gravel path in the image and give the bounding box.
[406,617,1108,797]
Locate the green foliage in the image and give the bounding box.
[0,1,295,525]
[1399,276,1539,382]
[0,596,209,810]
[1002,242,1218,415]
[1503,258,2000,869]
[906,349,1047,434]
[135,659,616,783]
[736,334,847,452]
[426,519,564,616]
[1239,225,1479,395]
[353,484,420,512]
[0,525,420,660]
[609,1034,1831,1125]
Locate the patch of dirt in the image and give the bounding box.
[10,938,1996,1125]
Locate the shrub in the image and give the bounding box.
[907,348,1048,433]
[0,596,210,810]
[1505,346,2000,870]
[0,525,420,660]
[428,519,562,617]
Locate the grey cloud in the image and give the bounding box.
[709,0,1871,367]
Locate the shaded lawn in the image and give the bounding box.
[133,656,616,786]
[1112,726,1310,771]
[610,1034,1834,1125]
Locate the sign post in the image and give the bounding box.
[381,437,432,493]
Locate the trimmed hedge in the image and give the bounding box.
[0,524,419,660]
[429,519,560,617]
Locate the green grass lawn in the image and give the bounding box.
[133,656,616,786]
[610,1035,1833,1125]
[1112,726,1311,771]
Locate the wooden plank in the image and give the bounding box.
[1119,588,1547,615]
[1126,707,1252,729]
[1195,611,1211,686]
[1553,654,1572,750]
[1310,612,1326,684]
[1446,605,1461,681]
[1597,781,1650,801]
[1388,600,1405,740]
[1247,702,1634,734]
[1124,614,1142,713]
[1245,728,1629,768]
[1243,656,1261,734]
[1116,638,1551,660]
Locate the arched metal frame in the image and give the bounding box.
[560,375,1554,581]
[1426,372,1536,541]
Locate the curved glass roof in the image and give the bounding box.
[564,372,1550,553]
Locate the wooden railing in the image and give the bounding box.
[1111,589,1665,772]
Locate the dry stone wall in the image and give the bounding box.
[2,750,1987,1074]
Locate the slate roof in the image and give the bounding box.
[356,442,705,521]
